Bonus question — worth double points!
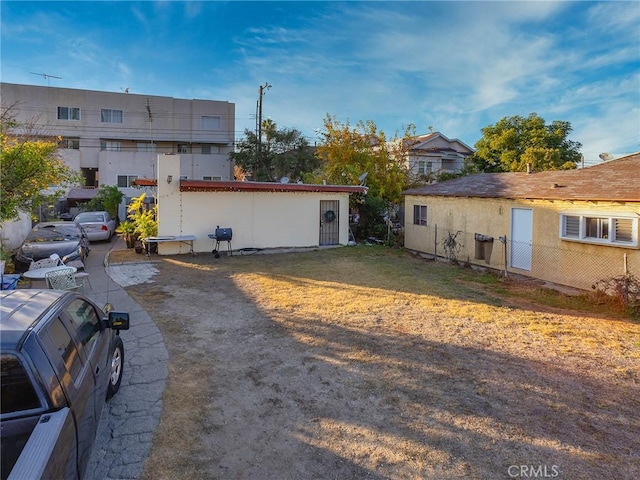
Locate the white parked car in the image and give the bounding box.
[74,211,116,242]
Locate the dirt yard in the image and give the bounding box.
[109,246,640,480]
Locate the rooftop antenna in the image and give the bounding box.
[30,72,62,86]
[599,152,614,162]
[121,87,130,94]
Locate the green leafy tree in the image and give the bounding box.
[80,185,124,220]
[1,106,80,222]
[231,121,318,181]
[314,115,410,204]
[471,113,582,172]
[313,115,412,240]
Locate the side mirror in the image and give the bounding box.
[108,311,130,330]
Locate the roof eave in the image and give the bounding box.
[179,180,367,194]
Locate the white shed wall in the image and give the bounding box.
[155,155,352,255]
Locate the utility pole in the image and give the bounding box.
[254,82,271,179]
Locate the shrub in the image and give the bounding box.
[592,272,640,318]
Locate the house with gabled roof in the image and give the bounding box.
[402,153,640,290]
[404,132,474,179]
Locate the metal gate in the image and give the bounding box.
[319,200,339,245]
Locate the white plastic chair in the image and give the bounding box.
[45,267,83,292]
[28,257,59,270]
[65,259,91,290]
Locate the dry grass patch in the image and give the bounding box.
[119,245,640,480]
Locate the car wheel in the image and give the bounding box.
[107,337,124,399]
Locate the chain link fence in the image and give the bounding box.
[412,224,639,292]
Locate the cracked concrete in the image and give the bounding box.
[81,239,167,480]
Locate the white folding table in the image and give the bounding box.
[143,235,197,256]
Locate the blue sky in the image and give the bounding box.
[1,1,638,165]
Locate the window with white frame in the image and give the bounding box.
[117,175,138,188]
[560,213,638,247]
[413,205,427,226]
[201,115,221,130]
[418,160,433,175]
[101,109,123,123]
[101,141,122,151]
[57,106,80,121]
[203,175,222,181]
[177,144,188,153]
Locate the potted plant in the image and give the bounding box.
[115,220,137,248]
[127,194,158,253]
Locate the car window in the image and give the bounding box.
[0,354,41,414]
[63,298,101,352]
[27,225,81,242]
[76,213,104,223]
[45,318,83,379]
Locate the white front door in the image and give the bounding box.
[510,208,533,271]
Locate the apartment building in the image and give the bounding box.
[1,83,236,194]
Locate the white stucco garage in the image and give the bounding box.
[151,154,366,255]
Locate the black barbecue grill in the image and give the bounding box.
[208,226,232,257]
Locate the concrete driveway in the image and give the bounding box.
[81,238,167,480]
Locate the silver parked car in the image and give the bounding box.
[74,211,116,242]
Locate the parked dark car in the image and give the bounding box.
[14,222,90,273]
[0,289,129,480]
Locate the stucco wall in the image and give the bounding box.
[154,155,352,255]
[404,195,640,290]
[0,211,33,253]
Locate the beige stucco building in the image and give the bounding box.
[1,82,235,200]
[144,155,366,255]
[403,154,640,290]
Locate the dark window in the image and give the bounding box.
[413,205,427,226]
[117,175,137,188]
[586,217,609,239]
[46,318,82,379]
[64,299,101,350]
[59,137,80,149]
[57,106,80,120]
[0,354,40,414]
